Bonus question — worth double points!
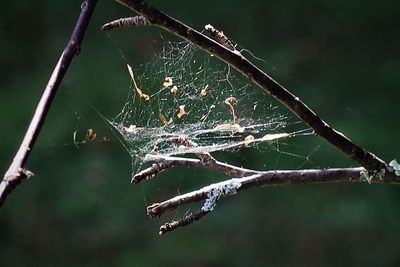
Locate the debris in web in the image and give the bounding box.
[109,41,313,173]
[101,16,150,31]
[127,64,150,101]
[204,24,237,53]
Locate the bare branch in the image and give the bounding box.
[101,16,150,31]
[0,0,97,206]
[113,0,387,173]
[131,134,227,183]
[131,160,175,184]
[159,210,210,235]
[134,154,260,184]
[147,167,399,219]
[147,187,207,218]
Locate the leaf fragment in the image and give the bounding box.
[163,77,173,87]
[127,64,150,101]
[86,128,97,142]
[261,133,290,141]
[170,85,178,94]
[159,114,173,125]
[177,105,187,118]
[200,84,209,96]
[214,123,244,133]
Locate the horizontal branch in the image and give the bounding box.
[114,0,387,173]
[131,154,260,184]
[147,167,400,218]
[0,0,97,206]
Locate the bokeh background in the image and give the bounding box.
[1,0,400,266]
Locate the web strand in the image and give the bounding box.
[108,40,312,173]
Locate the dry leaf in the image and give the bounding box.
[127,64,150,101]
[200,84,209,96]
[170,85,178,94]
[214,123,244,133]
[261,133,290,141]
[224,96,238,105]
[177,105,187,118]
[159,114,173,125]
[163,77,173,87]
[141,93,150,101]
[224,96,238,123]
[86,128,97,142]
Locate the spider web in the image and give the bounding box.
[109,41,312,173]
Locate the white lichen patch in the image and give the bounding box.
[360,168,386,184]
[389,159,400,176]
[201,178,242,212]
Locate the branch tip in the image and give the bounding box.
[131,161,175,184]
[159,209,210,235]
[101,16,150,31]
[147,202,161,218]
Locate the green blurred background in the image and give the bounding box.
[1,0,400,266]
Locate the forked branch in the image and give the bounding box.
[110,0,387,173]
[132,154,260,184]
[148,166,398,234]
[0,0,97,206]
[149,166,399,217]
[100,0,400,235]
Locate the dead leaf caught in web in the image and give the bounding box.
[177,105,187,118]
[127,64,150,101]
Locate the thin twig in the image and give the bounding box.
[0,0,97,206]
[101,16,150,31]
[132,154,259,183]
[159,209,210,235]
[113,0,387,173]
[147,167,399,218]
[131,160,175,183]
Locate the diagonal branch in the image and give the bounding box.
[159,209,209,235]
[113,0,387,173]
[0,0,98,206]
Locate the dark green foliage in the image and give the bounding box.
[1,0,400,266]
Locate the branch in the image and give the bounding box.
[0,0,97,206]
[112,0,387,173]
[131,154,261,184]
[148,167,399,234]
[101,16,150,31]
[158,209,209,235]
[131,159,175,183]
[147,167,399,233]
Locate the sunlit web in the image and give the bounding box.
[109,40,313,173]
